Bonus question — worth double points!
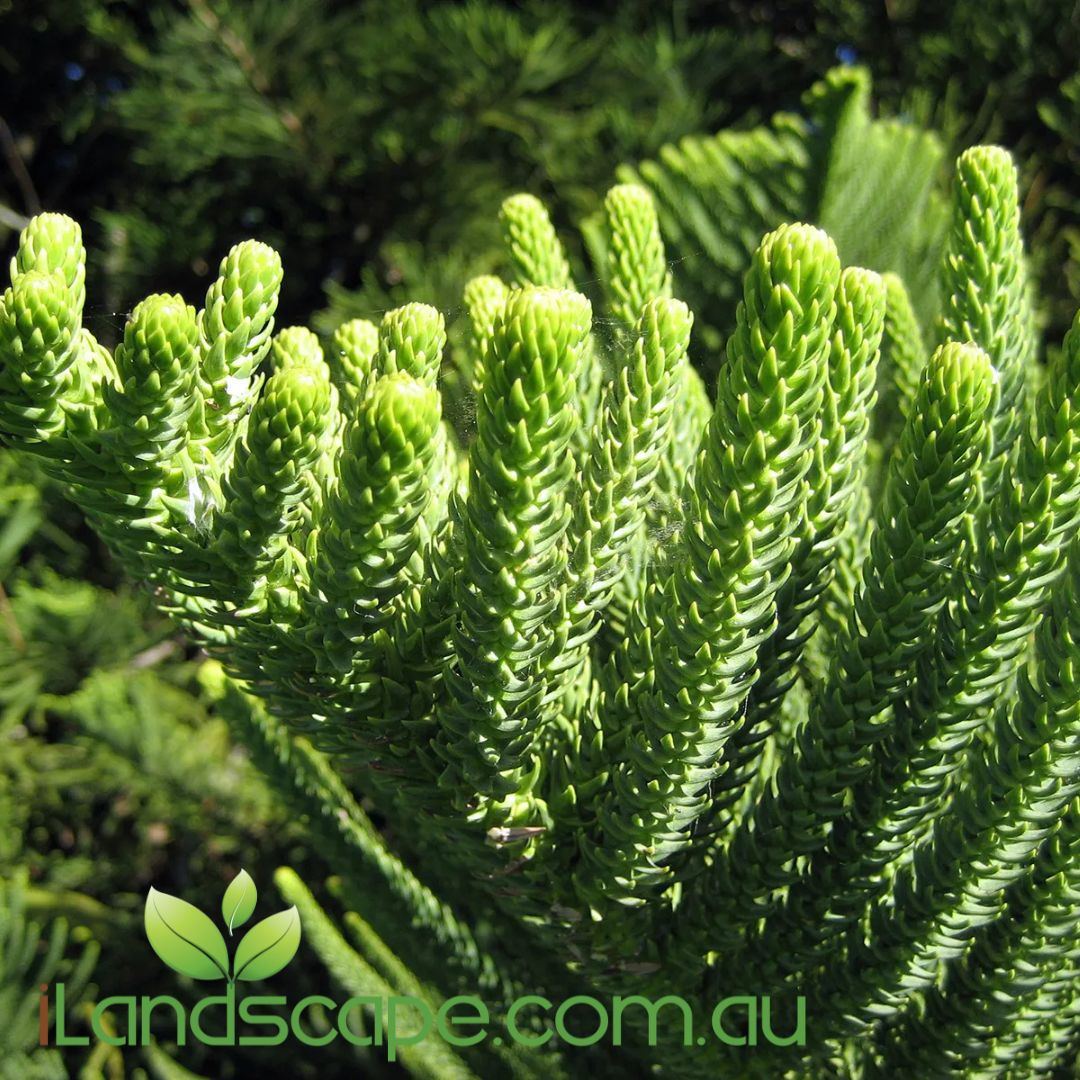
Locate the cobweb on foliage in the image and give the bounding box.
[83,307,139,338]
[77,254,771,604]
[415,262,714,595]
[75,246,987,601]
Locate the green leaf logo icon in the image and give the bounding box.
[145,887,230,980]
[145,874,301,984]
[221,868,257,934]
[233,906,301,981]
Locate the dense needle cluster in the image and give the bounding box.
[3,142,1080,1078]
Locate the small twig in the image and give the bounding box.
[1023,167,1048,217]
[127,639,181,670]
[0,201,30,231]
[0,116,41,215]
[188,0,268,91]
[0,581,26,654]
[188,0,303,137]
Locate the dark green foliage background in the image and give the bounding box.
[1,0,1077,340]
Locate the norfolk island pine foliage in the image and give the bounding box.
[3,84,1080,1080]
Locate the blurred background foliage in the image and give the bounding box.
[0,1,1077,1074]
[1,0,1077,341]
